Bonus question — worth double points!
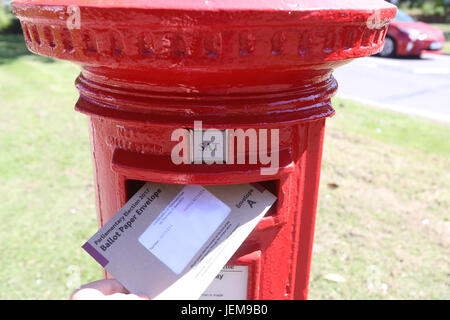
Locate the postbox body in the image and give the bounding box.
[12,0,396,299]
[86,116,327,299]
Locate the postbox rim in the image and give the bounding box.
[12,0,397,69]
[12,0,396,11]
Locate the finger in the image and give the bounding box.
[71,289,149,300]
[71,288,108,300]
[106,293,149,300]
[70,279,129,300]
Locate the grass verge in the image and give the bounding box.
[310,98,449,299]
[0,35,101,299]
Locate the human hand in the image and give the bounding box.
[70,279,149,300]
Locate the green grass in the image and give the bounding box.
[0,7,13,31]
[328,99,450,157]
[310,99,450,300]
[0,34,449,299]
[443,42,450,54]
[0,34,101,299]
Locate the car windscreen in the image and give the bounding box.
[394,9,415,22]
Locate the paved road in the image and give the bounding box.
[333,53,450,122]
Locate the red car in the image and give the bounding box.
[379,9,445,57]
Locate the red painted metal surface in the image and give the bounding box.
[12,0,396,300]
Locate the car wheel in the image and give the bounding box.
[379,36,396,57]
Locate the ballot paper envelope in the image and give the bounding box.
[82,182,277,300]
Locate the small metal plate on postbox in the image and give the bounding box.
[189,128,230,164]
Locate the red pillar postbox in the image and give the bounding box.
[12,0,396,300]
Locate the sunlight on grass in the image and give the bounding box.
[310,98,449,300]
[0,35,102,299]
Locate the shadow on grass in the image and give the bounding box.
[0,34,55,64]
